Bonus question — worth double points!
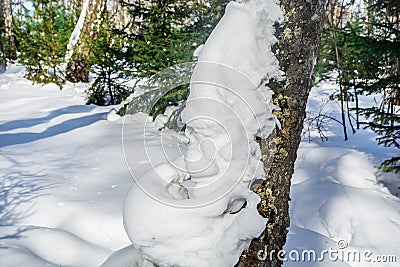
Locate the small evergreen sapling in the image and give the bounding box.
[85,9,131,106]
[15,0,73,87]
[119,0,229,117]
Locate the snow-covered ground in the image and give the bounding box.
[1,64,399,266]
[0,65,133,266]
[283,82,400,266]
[2,0,399,264]
[1,0,400,260]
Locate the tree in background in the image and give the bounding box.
[316,0,399,172]
[316,0,361,141]
[0,0,6,69]
[0,0,17,68]
[15,0,73,86]
[115,0,229,116]
[85,5,131,105]
[359,0,400,172]
[76,0,231,108]
[123,0,218,78]
[66,0,105,82]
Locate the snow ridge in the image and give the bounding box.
[122,1,283,266]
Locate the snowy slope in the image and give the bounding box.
[0,66,399,266]
[283,81,400,267]
[0,65,133,266]
[2,15,400,265]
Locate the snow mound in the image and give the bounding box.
[100,245,154,267]
[287,142,400,266]
[122,0,283,266]
[1,226,110,266]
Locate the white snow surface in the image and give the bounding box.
[122,1,283,266]
[0,67,399,267]
[0,3,399,267]
[0,66,132,266]
[283,82,400,266]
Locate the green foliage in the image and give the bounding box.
[316,0,400,172]
[361,107,400,173]
[15,0,73,86]
[123,0,200,77]
[87,0,229,109]
[120,62,194,122]
[180,0,229,52]
[149,84,189,118]
[119,0,229,116]
[86,9,132,106]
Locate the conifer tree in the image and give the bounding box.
[359,0,400,172]
[85,7,131,105]
[119,0,229,115]
[315,0,400,172]
[124,0,201,78]
[15,0,73,86]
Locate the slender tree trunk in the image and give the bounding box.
[339,83,349,140]
[346,98,356,134]
[353,77,360,129]
[333,42,348,140]
[389,88,395,128]
[236,1,325,266]
[3,0,16,60]
[345,85,356,134]
[66,0,105,83]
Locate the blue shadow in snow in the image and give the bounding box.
[0,105,97,132]
[0,112,107,147]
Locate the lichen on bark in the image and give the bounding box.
[236,1,325,266]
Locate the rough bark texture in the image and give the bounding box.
[66,58,92,82]
[3,0,16,60]
[237,1,325,266]
[66,0,105,82]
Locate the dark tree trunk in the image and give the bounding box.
[236,1,325,266]
[3,0,17,60]
[66,57,91,83]
[354,78,360,129]
[339,83,349,140]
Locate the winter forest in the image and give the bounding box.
[0,0,399,266]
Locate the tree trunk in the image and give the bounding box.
[236,1,325,266]
[3,0,16,60]
[66,0,105,83]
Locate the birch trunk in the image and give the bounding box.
[66,0,105,82]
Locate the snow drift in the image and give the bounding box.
[122,0,283,266]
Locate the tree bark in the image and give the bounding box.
[66,0,105,82]
[237,1,325,266]
[3,0,16,60]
